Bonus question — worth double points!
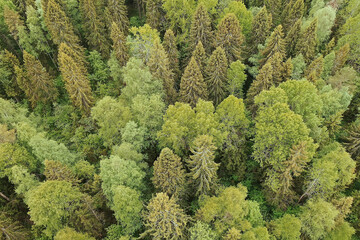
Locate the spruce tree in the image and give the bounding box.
[205,47,228,106]
[214,13,244,63]
[146,0,162,30]
[143,193,189,239]
[110,22,129,67]
[163,29,180,82]
[152,148,186,197]
[189,3,213,53]
[105,0,129,35]
[3,6,23,43]
[267,52,285,84]
[187,135,219,196]
[332,43,350,74]
[282,0,304,32]
[261,25,286,66]
[179,57,208,107]
[250,6,272,53]
[281,58,293,82]
[296,18,318,63]
[191,41,207,77]
[265,0,283,25]
[58,43,93,114]
[305,55,324,80]
[22,51,58,107]
[284,19,301,57]
[148,39,177,104]
[79,0,110,57]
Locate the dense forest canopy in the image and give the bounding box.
[1,0,360,239]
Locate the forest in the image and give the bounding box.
[0,0,360,239]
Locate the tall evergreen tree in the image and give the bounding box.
[58,43,93,114]
[110,22,129,67]
[191,41,207,77]
[152,148,186,197]
[282,0,304,32]
[22,51,58,107]
[163,29,180,82]
[205,47,228,106]
[105,0,129,35]
[189,3,212,53]
[3,6,23,43]
[332,43,350,74]
[284,19,301,57]
[146,0,162,30]
[305,55,324,80]
[250,6,272,53]
[214,13,244,63]
[147,39,177,104]
[79,0,110,57]
[187,135,219,196]
[265,0,283,25]
[261,25,286,66]
[296,18,318,63]
[179,57,208,107]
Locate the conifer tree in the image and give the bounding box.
[282,0,304,32]
[332,43,350,74]
[3,6,23,43]
[250,6,272,53]
[192,41,207,77]
[152,148,186,197]
[105,0,129,35]
[189,3,212,53]
[345,121,360,159]
[148,39,177,104]
[0,50,23,99]
[281,58,293,82]
[143,193,189,239]
[267,52,285,84]
[146,0,162,30]
[214,13,244,63]
[179,57,208,107]
[187,135,219,196]
[110,22,129,67]
[284,19,301,57]
[206,47,228,106]
[261,25,286,66]
[305,55,324,80]
[265,0,283,25]
[296,18,318,63]
[58,43,93,114]
[22,50,57,107]
[163,29,180,82]
[79,0,110,57]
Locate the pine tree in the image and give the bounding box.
[163,29,180,82]
[187,135,219,196]
[148,39,177,104]
[214,13,244,63]
[143,193,189,239]
[191,41,207,77]
[206,47,228,106]
[282,0,304,32]
[22,50,58,107]
[58,43,93,114]
[79,0,110,57]
[284,19,301,57]
[189,3,212,53]
[305,55,324,80]
[250,6,272,53]
[296,18,318,63]
[179,57,208,107]
[261,25,286,66]
[152,148,186,197]
[146,0,163,30]
[332,43,350,74]
[110,22,129,67]
[105,0,129,35]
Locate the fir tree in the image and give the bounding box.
[332,43,350,74]
[205,47,228,106]
[105,0,129,35]
[22,50,58,107]
[284,19,301,57]
[250,6,272,53]
[305,55,324,80]
[179,56,208,107]
[261,25,286,66]
[143,193,189,239]
[145,0,162,30]
[191,41,207,77]
[110,22,129,67]
[147,38,177,104]
[152,148,186,197]
[214,13,244,63]
[189,3,212,53]
[296,18,318,63]
[58,43,93,114]
[79,0,110,57]
[163,29,180,82]
[187,135,219,196]
[282,0,304,32]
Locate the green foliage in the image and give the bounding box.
[269,214,301,240]
[227,60,247,98]
[189,221,218,240]
[54,227,95,240]
[291,54,306,80]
